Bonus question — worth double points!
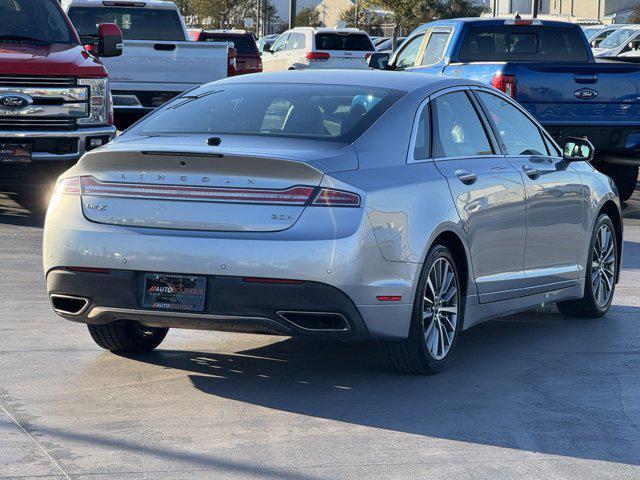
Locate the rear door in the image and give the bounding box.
[429,88,528,303]
[474,89,583,291]
[313,31,374,69]
[416,27,452,74]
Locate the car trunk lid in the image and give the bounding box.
[77,136,357,232]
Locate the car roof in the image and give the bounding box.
[214,70,483,93]
[69,0,178,9]
[290,27,368,34]
[415,17,583,31]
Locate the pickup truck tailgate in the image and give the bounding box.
[515,63,640,126]
[101,41,230,92]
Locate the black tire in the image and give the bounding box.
[602,164,637,202]
[87,321,168,353]
[557,214,618,318]
[380,244,465,375]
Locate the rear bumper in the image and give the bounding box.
[43,197,418,339]
[46,269,371,339]
[0,126,116,163]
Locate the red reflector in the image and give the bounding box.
[80,177,314,205]
[67,267,111,274]
[243,277,305,284]
[306,51,331,61]
[312,188,360,207]
[376,296,402,302]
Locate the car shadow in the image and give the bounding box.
[122,308,640,467]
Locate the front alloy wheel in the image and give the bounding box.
[557,213,617,318]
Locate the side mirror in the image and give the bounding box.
[262,43,272,53]
[590,40,597,47]
[96,23,123,58]
[368,52,390,70]
[563,136,594,162]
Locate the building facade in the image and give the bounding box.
[490,0,638,23]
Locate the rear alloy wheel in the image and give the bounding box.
[87,321,168,353]
[557,214,617,318]
[381,244,463,374]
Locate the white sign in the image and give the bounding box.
[243,18,254,28]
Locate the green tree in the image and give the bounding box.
[339,4,391,30]
[296,6,323,27]
[630,4,640,23]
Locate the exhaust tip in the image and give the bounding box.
[50,294,90,316]
[276,311,350,332]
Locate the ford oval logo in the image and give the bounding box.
[0,93,33,110]
[574,88,598,100]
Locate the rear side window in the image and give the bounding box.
[432,92,493,158]
[459,26,589,62]
[413,103,431,160]
[477,91,547,156]
[421,31,450,65]
[135,83,404,143]
[287,33,306,50]
[198,34,258,55]
[68,7,185,41]
[314,32,374,51]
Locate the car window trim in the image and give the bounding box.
[470,86,562,158]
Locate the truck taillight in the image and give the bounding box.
[306,51,331,61]
[228,47,237,77]
[491,73,516,98]
[311,188,360,207]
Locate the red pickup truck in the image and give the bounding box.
[0,0,122,164]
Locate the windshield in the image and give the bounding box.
[133,83,404,142]
[68,6,185,41]
[599,28,637,49]
[0,0,76,45]
[459,26,589,62]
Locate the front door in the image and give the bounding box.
[431,89,528,303]
[262,33,289,72]
[475,90,583,292]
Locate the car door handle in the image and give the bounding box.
[455,170,478,185]
[522,165,540,179]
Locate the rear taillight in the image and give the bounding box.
[491,73,516,98]
[311,188,360,207]
[306,51,331,62]
[228,47,237,77]
[56,177,81,195]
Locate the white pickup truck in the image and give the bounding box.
[65,0,235,129]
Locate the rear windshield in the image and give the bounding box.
[459,26,589,62]
[0,0,76,45]
[198,33,257,55]
[68,7,185,41]
[314,32,374,51]
[134,83,404,142]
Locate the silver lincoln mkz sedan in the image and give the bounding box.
[44,71,622,374]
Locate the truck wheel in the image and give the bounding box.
[87,321,168,353]
[380,244,464,375]
[603,164,638,202]
[557,213,617,318]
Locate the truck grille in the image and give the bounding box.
[0,76,76,87]
[0,117,76,131]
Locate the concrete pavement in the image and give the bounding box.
[0,167,639,479]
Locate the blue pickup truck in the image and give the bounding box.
[370,18,640,200]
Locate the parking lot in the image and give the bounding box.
[1,167,639,479]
